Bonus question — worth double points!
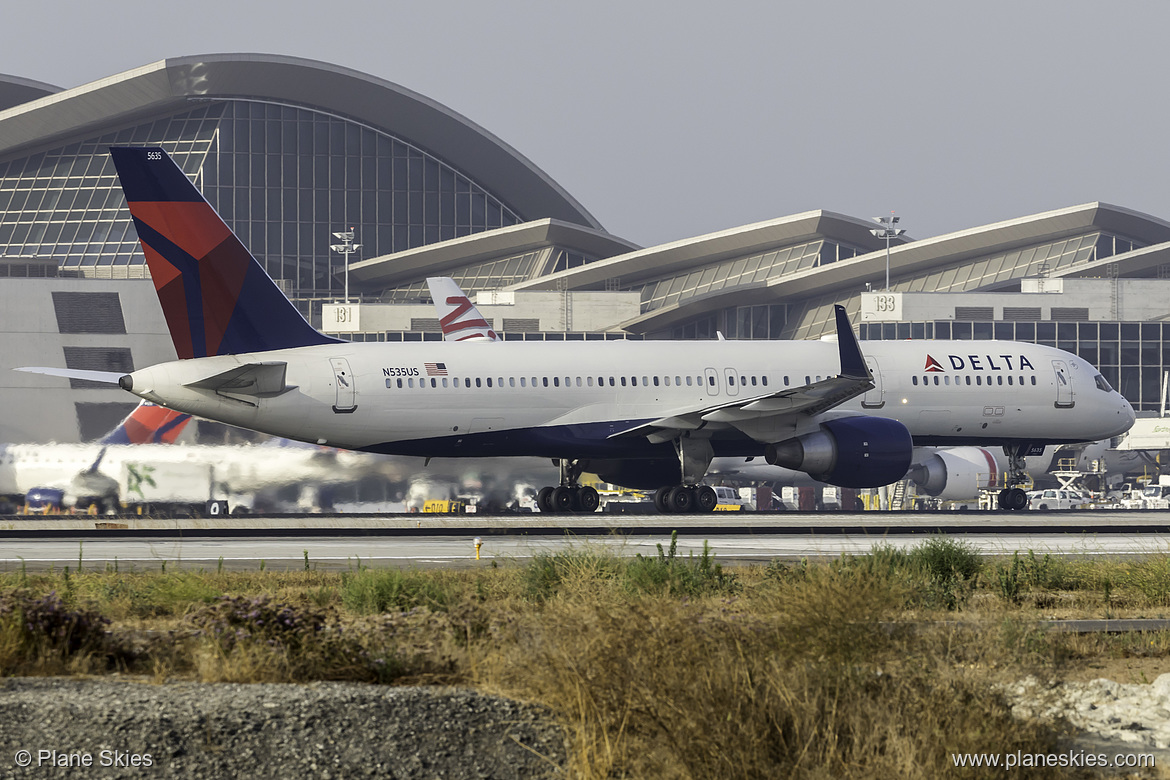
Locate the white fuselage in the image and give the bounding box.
[121,338,1135,461]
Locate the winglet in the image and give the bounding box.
[833,304,869,379]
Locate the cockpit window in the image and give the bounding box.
[1094,374,1113,392]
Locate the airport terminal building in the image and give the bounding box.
[3,54,1170,442]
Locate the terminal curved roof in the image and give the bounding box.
[0,54,601,230]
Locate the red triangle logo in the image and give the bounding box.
[924,355,944,372]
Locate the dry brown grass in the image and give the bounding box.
[6,544,1170,778]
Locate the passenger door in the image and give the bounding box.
[330,357,357,413]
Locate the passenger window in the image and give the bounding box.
[520,377,526,387]
[554,377,560,387]
[431,378,438,388]
[1031,376,1037,386]
[997,376,1003,386]
[576,377,582,387]
[587,377,594,387]
[933,376,939,385]
[653,376,660,387]
[686,376,692,386]
[396,379,403,389]
[965,376,971,386]
[408,378,414,388]
[675,375,682,385]
[762,376,768,386]
[642,376,648,385]
[944,376,950,386]
[805,376,810,385]
[443,378,449,388]
[621,377,627,387]
[741,376,747,386]
[609,377,616,386]
[486,378,493,387]
[708,376,715,387]
[912,376,918,386]
[751,376,757,386]
[476,378,482,388]
[543,377,549,387]
[1007,376,1013,385]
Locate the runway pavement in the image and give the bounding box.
[3,509,1170,571]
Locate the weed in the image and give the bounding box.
[341,569,452,614]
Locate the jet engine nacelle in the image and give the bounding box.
[907,447,1001,500]
[764,417,913,488]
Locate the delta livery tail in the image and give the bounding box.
[108,147,340,359]
[99,401,192,445]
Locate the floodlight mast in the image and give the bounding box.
[870,214,905,291]
[329,228,361,303]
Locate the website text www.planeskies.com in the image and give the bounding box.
[952,750,1154,771]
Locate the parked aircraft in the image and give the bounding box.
[18,147,1135,514]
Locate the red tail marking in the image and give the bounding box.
[440,296,492,334]
[924,355,944,372]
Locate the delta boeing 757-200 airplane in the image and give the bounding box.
[18,147,1136,513]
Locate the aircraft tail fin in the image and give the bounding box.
[109,146,341,359]
[426,277,500,342]
[99,401,192,445]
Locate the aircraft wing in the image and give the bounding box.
[609,305,873,444]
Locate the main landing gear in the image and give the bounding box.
[653,435,719,514]
[653,484,718,514]
[536,459,600,514]
[997,444,1031,511]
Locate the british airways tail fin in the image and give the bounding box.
[109,146,341,359]
[426,277,500,342]
[99,401,192,445]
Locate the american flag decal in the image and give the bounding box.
[425,362,448,376]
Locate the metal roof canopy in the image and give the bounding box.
[617,203,1170,333]
[0,54,601,230]
[506,210,901,293]
[347,218,640,289]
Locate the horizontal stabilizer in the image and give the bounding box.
[14,366,126,385]
[184,362,291,397]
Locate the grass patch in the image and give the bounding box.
[6,539,1170,778]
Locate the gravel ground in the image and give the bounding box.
[0,678,566,779]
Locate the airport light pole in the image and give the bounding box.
[329,228,361,303]
[870,214,905,291]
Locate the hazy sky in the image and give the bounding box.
[4,0,1167,248]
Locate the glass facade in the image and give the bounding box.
[782,232,1142,340]
[670,304,787,340]
[0,98,523,297]
[859,320,1169,413]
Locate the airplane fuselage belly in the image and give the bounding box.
[124,339,1131,460]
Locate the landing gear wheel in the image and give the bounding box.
[576,486,600,513]
[537,486,555,514]
[695,485,718,513]
[668,486,694,513]
[1006,487,1028,511]
[551,486,575,513]
[654,486,671,513]
[997,487,1029,511]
